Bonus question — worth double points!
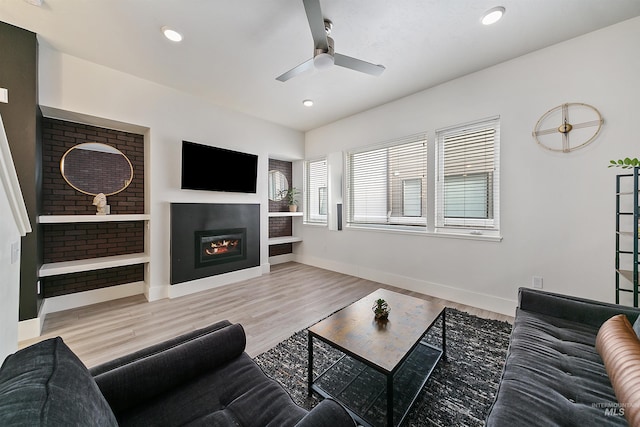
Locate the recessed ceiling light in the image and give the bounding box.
[302,99,314,107]
[481,6,505,26]
[161,26,183,42]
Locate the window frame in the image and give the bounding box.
[304,158,328,225]
[345,134,428,229]
[435,116,500,233]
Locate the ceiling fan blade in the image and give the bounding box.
[276,58,314,82]
[334,53,385,76]
[303,0,328,51]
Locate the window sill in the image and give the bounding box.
[303,222,327,227]
[344,224,502,242]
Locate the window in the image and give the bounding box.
[305,159,327,224]
[403,179,422,217]
[318,187,327,215]
[436,117,499,230]
[346,135,427,227]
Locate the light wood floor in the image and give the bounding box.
[19,262,513,368]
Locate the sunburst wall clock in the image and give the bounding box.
[532,102,603,153]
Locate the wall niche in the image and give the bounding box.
[40,117,146,297]
[268,158,294,257]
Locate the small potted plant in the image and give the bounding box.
[372,298,390,321]
[282,187,300,212]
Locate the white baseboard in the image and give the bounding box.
[18,282,145,342]
[261,262,271,274]
[295,254,517,317]
[168,266,263,299]
[145,282,168,302]
[18,316,42,342]
[268,253,296,265]
[44,282,145,314]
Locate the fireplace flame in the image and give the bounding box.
[205,239,239,255]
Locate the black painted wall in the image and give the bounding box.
[0,21,41,321]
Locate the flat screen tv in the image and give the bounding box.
[181,141,258,193]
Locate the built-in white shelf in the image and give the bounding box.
[39,214,150,223]
[268,236,303,245]
[268,211,303,217]
[39,253,150,277]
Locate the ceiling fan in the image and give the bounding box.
[276,0,386,82]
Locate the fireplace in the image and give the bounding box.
[170,203,260,285]
[195,228,246,268]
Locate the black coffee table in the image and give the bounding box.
[308,289,446,427]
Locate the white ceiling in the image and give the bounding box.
[1,0,640,132]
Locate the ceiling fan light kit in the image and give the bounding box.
[313,52,334,70]
[276,0,385,82]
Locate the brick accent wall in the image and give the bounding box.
[42,118,144,215]
[40,118,145,297]
[42,222,144,263]
[43,265,144,298]
[269,159,293,257]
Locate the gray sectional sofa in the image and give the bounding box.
[0,320,355,426]
[486,287,640,426]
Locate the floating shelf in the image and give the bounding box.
[39,214,150,223]
[268,236,303,245]
[39,253,150,277]
[268,212,303,217]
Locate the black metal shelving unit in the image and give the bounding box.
[615,167,639,306]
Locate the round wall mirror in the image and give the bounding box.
[60,142,133,196]
[268,170,288,201]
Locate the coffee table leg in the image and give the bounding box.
[387,373,394,427]
[442,309,447,362]
[308,331,313,396]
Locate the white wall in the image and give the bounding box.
[0,112,31,361]
[300,17,640,315]
[37,46,305,300]
[0,186,23,361]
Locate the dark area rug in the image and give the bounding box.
[254,308,512,427]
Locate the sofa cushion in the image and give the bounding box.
[485,308,626,426]
[0,337,117,427]
[596,314,640,426]
[115,352,308,427]
[92,321,247,415]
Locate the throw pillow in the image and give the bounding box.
[596,314,640,426]
[0,337,118,426]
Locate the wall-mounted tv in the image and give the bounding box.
[181,141,258,193]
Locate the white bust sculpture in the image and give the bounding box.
[92,193,109,215]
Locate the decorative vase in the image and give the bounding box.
[372,299,390,320]
[289,204,298,212]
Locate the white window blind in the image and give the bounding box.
[346,135,427,227]
[305,158,327,224]
[436,117,500,230]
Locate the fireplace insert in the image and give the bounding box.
[195,228,247,268]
